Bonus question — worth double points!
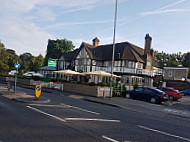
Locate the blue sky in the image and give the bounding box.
[0,0,190,56]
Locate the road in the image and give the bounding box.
[0,84,190,142]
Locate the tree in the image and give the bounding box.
[44,39,75,65]
[154,51,186,67]
[20,53,33,72]
[29,54,44,72]
[183,52,190,67]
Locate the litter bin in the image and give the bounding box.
[7,80,12,91]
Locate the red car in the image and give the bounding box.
[158,87,182,101]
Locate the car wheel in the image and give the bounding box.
[181,93,185,96]
[150,97,157,104]
[168,96,174,101]
[126,93,131,99]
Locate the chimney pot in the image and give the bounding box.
[92,37,100,47]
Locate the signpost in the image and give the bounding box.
[14,62,20,93]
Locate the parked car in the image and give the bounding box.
[124,87,168,104]
[23,72,44,78]
[181,89,190,96]
[8,70,17,75]
[158,87,182,101]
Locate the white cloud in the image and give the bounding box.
[142,9,190,16]
[0,17,53,56]
[141,0,188,16]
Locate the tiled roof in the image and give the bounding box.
[58,40,161,68]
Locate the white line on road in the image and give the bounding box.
[102,135,120,142]
[29,103,100,115]
[29,104,69,108]
[65,118,120,122]
[60,103,100,115]
[138,125,190,142]
[26,106,66,122]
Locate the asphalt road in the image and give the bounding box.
[1,84,190,142]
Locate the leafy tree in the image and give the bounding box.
[44,39,75,65]
[20,53,33,72]
[154,51,186,67]
[183,52,190,67]
[29,54,44,72]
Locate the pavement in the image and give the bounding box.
[0,86,50,104]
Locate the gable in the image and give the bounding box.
[76,47,90,59]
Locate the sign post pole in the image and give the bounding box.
[14,62,20,93]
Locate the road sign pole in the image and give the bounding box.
[14,62,20,93]
[14,69,18,93]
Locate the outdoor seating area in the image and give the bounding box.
[52,69,121,85]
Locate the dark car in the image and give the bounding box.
[158,87,182,101]
[124,87,168,104]
[181,89,190,96]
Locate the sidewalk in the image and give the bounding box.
[83,96,190,119]
[0,86,50,103]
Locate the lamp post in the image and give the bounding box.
[110,0,118,98]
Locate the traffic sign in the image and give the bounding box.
[35,85,42,99]
[14,63,21,69]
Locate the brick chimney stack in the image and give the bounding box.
[92,37,100,47]
[144,34,152,55]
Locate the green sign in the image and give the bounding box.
[48,59,57,67]
[146,60,152,66]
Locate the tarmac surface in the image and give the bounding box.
[1,84,190,119]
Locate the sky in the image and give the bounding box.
[0,0,190,56]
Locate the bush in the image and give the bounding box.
[122,84,126,91]
[100,82,108,86]
[88,82,96,86]
[133,83,139,90]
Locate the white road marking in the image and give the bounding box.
[26,106,66,122]
[138,125,190,142]
[102,135,120,142]
[65,118,120,122]
[29,104,69,108]
[60,103,100,115]
[29,103,100,115]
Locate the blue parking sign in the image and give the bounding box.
[14,63,20,69]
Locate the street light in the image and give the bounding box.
[110,0,118,98]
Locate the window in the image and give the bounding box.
[168,71,173,77]
[135,88,144,92]
[128,61,132,68]
[144,88,154,94]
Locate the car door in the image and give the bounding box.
[133,87,144,99]
[143,88,155,101]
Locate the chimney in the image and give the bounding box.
[92,37,100,47]
[150,49,154,57]
[144,34,152,55]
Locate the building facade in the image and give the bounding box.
[57,34,162,89]
[163,67,188,81]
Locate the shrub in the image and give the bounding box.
[133,83,139,90]
[122,84,126,91]
[88,82,96,86]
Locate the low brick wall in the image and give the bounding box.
[63,83,111,97]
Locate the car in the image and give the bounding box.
[124,87,168,104]
[158,87,182,101]
[8,70,17,75]
[23,72,35,77]
[23,72,44,78]
[181,89,190,96]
